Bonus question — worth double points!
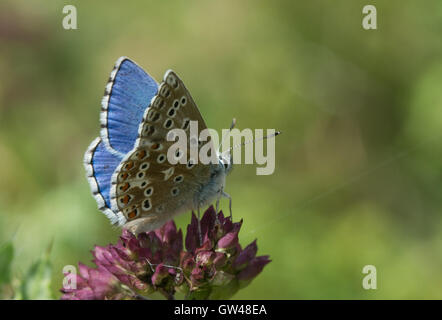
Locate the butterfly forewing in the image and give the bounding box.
[110,70,215,226]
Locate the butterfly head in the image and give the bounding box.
[219,151,233,175]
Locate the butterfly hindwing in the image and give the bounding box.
[84,137,125,225]
[110,70,215,228]
[100,57,158,157]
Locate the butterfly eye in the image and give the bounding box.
[173,99,180,109]
[180,96,187,106]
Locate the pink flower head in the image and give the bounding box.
[61,206,270,300]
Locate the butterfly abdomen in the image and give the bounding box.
[194,163,226,210]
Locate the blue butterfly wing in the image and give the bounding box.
[84,137,126,225]
[100,57,158,157]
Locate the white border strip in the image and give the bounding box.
[84,137,126,226]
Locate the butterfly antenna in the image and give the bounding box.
[218,118,236,153]
[223,131,281,156]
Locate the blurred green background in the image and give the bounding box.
[1,0,442,299]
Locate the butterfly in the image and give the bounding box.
[84,57,233,236]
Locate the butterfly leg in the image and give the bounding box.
[214,190,222,225]
[192,210,203,246]
[215,197,220,214]
[222,191,232,221]
[197,206,203,246]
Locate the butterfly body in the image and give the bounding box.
[85,57,232,234]
[196,160,226,207]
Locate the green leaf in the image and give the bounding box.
[19,243,54,300]
[0,241,14,286]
